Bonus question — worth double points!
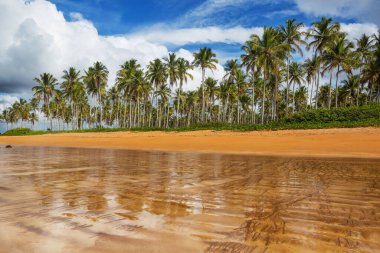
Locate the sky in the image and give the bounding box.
[0,0,380,127]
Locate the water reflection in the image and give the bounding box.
[0,146,380,253]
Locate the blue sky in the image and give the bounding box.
[46,0,370,64]
[50,0,359,36]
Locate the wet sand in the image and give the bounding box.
[0,146,380,253]
[1,127,380,158]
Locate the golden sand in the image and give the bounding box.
[1,127,380,158]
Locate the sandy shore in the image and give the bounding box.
[1,127,380,158]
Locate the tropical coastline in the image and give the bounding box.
[1,1,380,252]
[1,127,380,158]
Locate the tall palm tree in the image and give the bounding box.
[164,53,179,87]
[304,56,319,107]
[289,62,305,112]
[278,19,306,116]
[61,67,82,129]
[241,42,261,124]
[323,34,356,108]
[84,62,109,127]
[356,34,376,97]
[193,48,218,122]
[308,17,340,108]
[116,59,141,127]
[147,59,168,126]
[32,73,58,130]
[176,58,193,127]
[235,70,248,123]
[155,84,171,127]
[249,27,289,123]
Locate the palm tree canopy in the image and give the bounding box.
[164,53,179,87]
[193,47,218,71]
[308,17,340,54]
[278,19,306,56]
[32,73,59,106]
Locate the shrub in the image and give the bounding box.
[285,105,380,123]
[1,128,46,136]
[2,128,33,136]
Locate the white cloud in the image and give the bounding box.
[129,26,263,46]
[294,0,380,25]
[0,0,168,94]
[0,94,18,112]
[340,23,379,41]
[0,0,230,97]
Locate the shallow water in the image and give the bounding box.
[0,146,380,253]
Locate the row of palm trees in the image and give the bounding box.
[1,17,380,131]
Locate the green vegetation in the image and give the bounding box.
[1,128,45,136]
[1,105,380,136]
[1,18,380,133]
[285,105,380,123]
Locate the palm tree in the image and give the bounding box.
[164,53,179,87]
[289,62,305,112]
[32,73,58,130]
[61,67,82,129]
[147,59,168,126]
[342,75,360,106]
[235,70,248,123]
[176,58,193,127]
[84,62,109,127]
[193,48,218,122]
[241,42,261,124]
[308,17,340,108]
[249,27,289,123]
[278,19,306,116]
[204,77,219,121]
[116,59,141,127]
[155,84,171,127]
[356,34,376,98]
[304,56,319,107]
[323,34,356,108]
[294,86,308,111]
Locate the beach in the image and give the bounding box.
[1,127,380,158]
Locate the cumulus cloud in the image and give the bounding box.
[294,0,380,25]
[0,0,233,98]
[0,0,168,95]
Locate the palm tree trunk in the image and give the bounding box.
[285,58,290,117]
[237,98,240,124]
[292,82,296,113]
[176,82,182,128]
[137,96,140,127]
[335,65,340,108]
[201,68,205,122]
[129,100,132,128]
[315,52,321,109]
[251,83,255,124]
[123,100,127,128]
[261,70,267,124]
[328,71,333,109]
